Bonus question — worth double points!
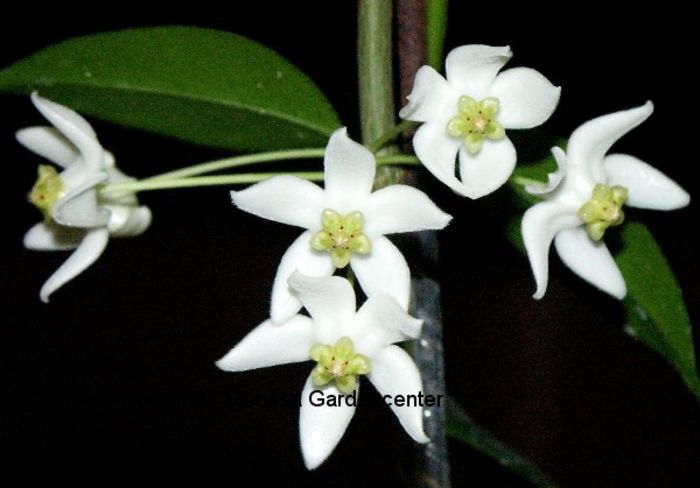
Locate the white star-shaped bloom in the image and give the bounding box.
[232,127,452,324]
[217,271,429,469]
[522,102,689,299]
[400,44,560,198]
[21,93,151,302]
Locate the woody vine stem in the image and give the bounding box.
[358,0,451,486]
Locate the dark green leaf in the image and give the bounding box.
[617,223,700,400]
[507,138,700,401]
[426,0,448,69]
[0,27,341,151]
[446,396,557,487]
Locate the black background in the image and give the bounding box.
[1,2,698,486]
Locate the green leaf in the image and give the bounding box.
[0,27,341,151]
[617,223,700,401]
[446,396,557,487]
[426,0,448,69]
[506,139,700,401]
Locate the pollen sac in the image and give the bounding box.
[28,165,63,221]
[309,337,371,394]
[446,95,505,155]
[310,209,372,268]
[578,183,628,240]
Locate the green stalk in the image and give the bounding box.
[378,154,419,165]
[147,148,326,181]
[101,154,417,196]
[102,171,324,194]
[426,0,448,69]
[143,149,417,184]
[369,119,417,153]
[358,0,396,147]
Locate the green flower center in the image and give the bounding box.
[446,95,505,155]
[28,165,63,221]
[310,209,372,268]
[310,337,371,394]
[578,183,628,241]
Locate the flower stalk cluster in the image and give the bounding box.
[12,35,690,474]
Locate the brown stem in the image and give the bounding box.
[396,1,452,487]
[397,0,427,119]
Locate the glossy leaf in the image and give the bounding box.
[617,223,700,401]
[0,27,341,151]
[446,397,557,487]
[507,140,700,401]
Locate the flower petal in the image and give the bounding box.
[105,205,153,237]
[491,67,561,129]
[526,146,567,196]
[351,236,410,310]
[51,172,110,228]
[23,222,83,251]
[288,272,357,343]
[39,227,109,303]
[604,154,690,210]
[31,92,103,169]
[445,45,512,97]
[368,345,429,443]
[231,175,325,229]
[360,295,423,339]
[216,316,315,372]
[522,201,581,299]
[554,227,626,299]
[412,122,462,194]
[16,127,78,168]
[323,128,376,204]
[271,231,335,324]
[399,66,454,122]
[300,375,357,470]
[567,101,654,183]
[457,137,517,199]
[364,185,452,235]
[354,295,423,356]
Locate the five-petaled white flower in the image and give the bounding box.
[217,271,429,469]
[522,102,689,299]
[400,44,560,199]
[21,93,151,302]
[231,127,452,324]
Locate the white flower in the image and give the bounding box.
[231,127,452,324]
[400,44,560,199]
[217,271,429,469]
[21,93,151,302]
[522,102,689,299]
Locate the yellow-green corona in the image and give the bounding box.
[446,95,505,155]
[578,183,628,241]
[28,165,63,221]
[309,337,371,394]
[310,209,371,268]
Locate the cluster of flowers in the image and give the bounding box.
[20,45,689,468]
